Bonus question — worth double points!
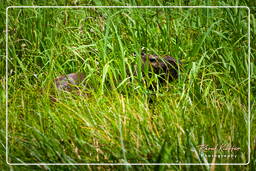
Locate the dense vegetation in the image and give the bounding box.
[0,0,255,170]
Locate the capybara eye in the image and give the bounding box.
[149,57,156,62]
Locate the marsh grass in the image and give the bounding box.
[0,1,254,170]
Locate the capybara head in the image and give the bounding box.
[141,52,181,83]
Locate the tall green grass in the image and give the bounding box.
[0,1,255,170]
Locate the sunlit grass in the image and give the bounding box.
[0,1,254,170]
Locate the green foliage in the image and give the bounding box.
[0,0,255,170]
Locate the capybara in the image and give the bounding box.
[141,52,181,83]
[54,53,180,91]
[54,72,85,91]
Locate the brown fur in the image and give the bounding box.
[141,52,180,83]
[53,53,180,92]
[54,72,85,91]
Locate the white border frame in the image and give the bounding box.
[6,6,251,166]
